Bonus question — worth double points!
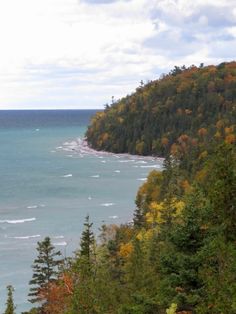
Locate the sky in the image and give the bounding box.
[0,0,236,109]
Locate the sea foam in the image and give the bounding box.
[101,203,116,207]
[9,234,40,239]
[62,174,73,178]
[0,218,36,224]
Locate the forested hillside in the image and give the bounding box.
[86,62,236,157]
[14,63,236,314]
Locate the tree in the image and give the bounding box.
[4,285,15,314]
[79,215,95,262]
[28,237,62,304]
[70,216,96,314]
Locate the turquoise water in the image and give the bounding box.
[0,110,163,313]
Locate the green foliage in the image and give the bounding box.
[86,62,236,159]
[4,285,15,314]
[28,236,62,304]
[25,63,236,314]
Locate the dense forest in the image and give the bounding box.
[86,62,236,157]
[5,62,236,314]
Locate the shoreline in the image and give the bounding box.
[60,137,165,163]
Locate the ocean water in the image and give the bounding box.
[0,110,163,313]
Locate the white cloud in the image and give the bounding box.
[0,0,235,109]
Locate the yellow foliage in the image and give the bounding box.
[146,199,185,226]
[214,130,222,139]
[101,132,109,142]
[166,303,177,314]
[136,229,154,241]
[195,168,208,183]
[198,150,208,160]
[119,242,133,258]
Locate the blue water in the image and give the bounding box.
[0,110,163,313]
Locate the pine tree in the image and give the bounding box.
[4,285,15,314]
[80,215,95,262]
[28,236,62,304]
[70,216,96,314]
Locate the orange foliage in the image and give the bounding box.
[178,134,189,143]
[225,134,236,144]
[161,137,169,146]
[170,143,179,156]
[198,128,207,137]
[41,275,73,314]
[181,180,191,193]
[225,126,234,134]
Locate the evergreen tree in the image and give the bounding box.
[28,236,62,304]
[80,214,95,262]
[70,216,96,314]
[4,285,15,314]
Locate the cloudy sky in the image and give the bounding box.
[0,0,235,109]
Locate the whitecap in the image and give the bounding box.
[118,160,135,163]
[90,175,100,178]
[137,178,147,181]
[35,129,40,132]
[140,165,161,168]
[100,203,116,207]
[114,170,121,173]
[0,218,36,224]
[10,234,40,240]
[109,215,118,219]
[53,235,64,239]
[135,161,147,164]
[56,146,63,149]
[27,205,38,209]
[53,241,67,246]
[62,174,73,178]
[88,196,92,200]
[101,160,106,163]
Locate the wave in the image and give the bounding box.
[109,215,118,219]
[53,241,67,246]
[0,218,36,224]
[53,235,64,239]
[60,137,165,161]
[62,174,73,178]
[140,165,161,168]
[9,234,40,240]
[27,204,45,209]
[100,203,116,207]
